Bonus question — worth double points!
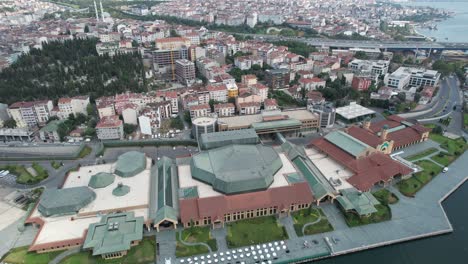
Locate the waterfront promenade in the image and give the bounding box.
[171,150,468,264]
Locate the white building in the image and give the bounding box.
[348,59,390,77]
[58,96,90,119]
[207,84,228,103]
[138,115,152,135]
[122,107,138,125]
[384,67,440,90]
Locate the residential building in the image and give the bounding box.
[207,84,228,103]
[265,69,290,90]
[238,102,261,115]
[175,59,196,86]
[348,59,389,77]
[214,103,235,117]
[97,101,116,119]
[351,75,373,91]
[264,99,279,111]
[58,96,90,119]
[96,115,124,140]
[189,104,210,118]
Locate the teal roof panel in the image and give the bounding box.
[83,212,144,256]
[324,131,370,157]
[38,187,96,217]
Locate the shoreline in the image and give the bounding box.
[266,151,468,264]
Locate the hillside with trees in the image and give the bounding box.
[0,38,146,104]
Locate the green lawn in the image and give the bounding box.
[429,134,467,156]
[405,147,439,161]
[0,246,64,264]
[343,204,391,227]
[397,160,442,197]
[176,226,217,258]
[78,146,92,158]
[60,237,156,264]
[372,189,399,205]
[226,216,288,248]
[431,152,456,167]
[464,113,468,129]
[51,161,63,170]
[0,163,48,185]
[291,208,333,237]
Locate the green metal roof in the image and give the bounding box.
[199,129,259,150]
[88,172,115,189]
[83,212,143,256]
[39,120,63,132]
[292,157,328,199]
[336,188,380,216]
[190,144,283,194]
[38,187,96,217]
[114,151,146,177]
[112,184,130,196]
[324,131,370,157]
[179,186,199,199]
[149,157,179,225]
[251,119,302,131]
[285,173,305,184]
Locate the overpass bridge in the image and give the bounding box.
[245,34,468,52]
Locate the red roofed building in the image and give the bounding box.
[96,115,124,140]
[214,103,235,117]
[351,76,373,91]
[189,104,211,118]
[308,133,413,191]
[179,182,313,228]
[264,98,279,111]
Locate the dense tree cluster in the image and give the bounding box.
[0,39,146,104]
[270,40,317,57]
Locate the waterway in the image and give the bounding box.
[315,182,468,264]
[402,1,468,43]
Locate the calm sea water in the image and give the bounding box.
[403,1,468,42]
[314,182,468,264]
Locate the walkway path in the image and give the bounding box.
[279,215,298,240]
[301,209,323,236]
[49,247,81,264]
[211,228,228,252]
[177,230,212,253]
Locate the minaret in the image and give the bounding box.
[94,0,99,21]
[100,1,104,22]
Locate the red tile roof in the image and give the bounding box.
[179,182,313,223]
[309,137,412,191]
[96,115,122,128]
[346,126,383,148]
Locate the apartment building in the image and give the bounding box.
[214,103,235,117]
[8,100,53,128]
[175,59,196,86]
[189,104,210,118]
[348,59,390,76]
[207,84,228,103]
[57,96,90,119]
[96,115,124,140]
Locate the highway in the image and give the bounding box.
[239,33,468,51]
[411,76,464,135]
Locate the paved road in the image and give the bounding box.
[228,33,468,50]
[0,144,197,190]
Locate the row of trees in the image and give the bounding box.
[0,39,146,104]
